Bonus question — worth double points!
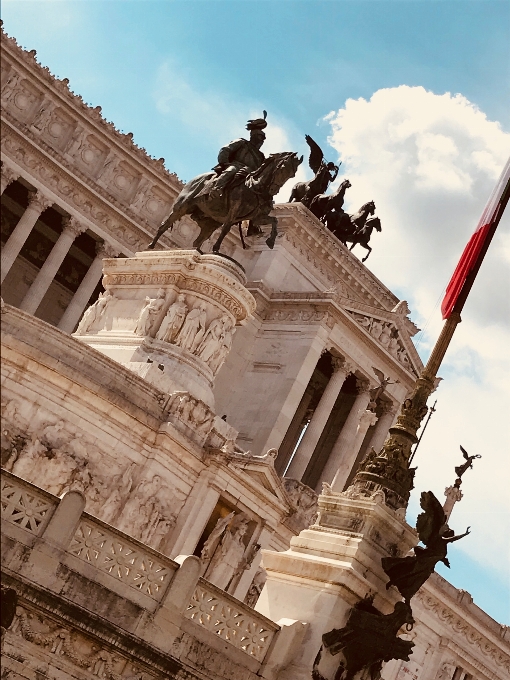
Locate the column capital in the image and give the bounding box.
[96,241,120,259]
[62,216,87,238]
[331,356,355,375]
[27,190,53,213]
[1,163,20,188]
[380,400,397,416]
[355,376,373,394]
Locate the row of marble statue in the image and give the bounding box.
[76,289,235,375]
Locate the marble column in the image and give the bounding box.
[318,377,373,488]
[366,401,398,454]
[1,190,53,283]
[19,216,86,315]
[331,408,378,491]
[1,163,20,195]
[57,241,119,333]
[285,358,354,481]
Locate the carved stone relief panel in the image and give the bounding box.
[72,133,110,178]
[348,309,417,374]
[108,160,142,203]
[143,185,172,223]
[4,78,42,123]
[40,106,76,151]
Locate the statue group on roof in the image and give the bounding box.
[148,113,382,261]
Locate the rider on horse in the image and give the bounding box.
[206,112,268,199]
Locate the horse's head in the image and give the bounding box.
[267,152,303,196]
[365,216,382,232]
[361,200,376,215]
[342,179,352,189]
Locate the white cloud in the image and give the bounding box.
[326,86,510,585]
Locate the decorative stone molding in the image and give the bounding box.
[415,589,510,674]
[1,128,148,252]
[171,631,260,680]
[184,579,279,662]
[6,604,160,680]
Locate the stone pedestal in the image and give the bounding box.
[255,490,417,679]
[74,250,256,408]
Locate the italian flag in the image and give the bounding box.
[441,157,510,320]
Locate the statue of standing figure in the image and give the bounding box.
[203,514,250,590]
[75,290,114,334]
[135,289,166,336]
[197,315,230,363]
[156,293,188,343]
[208,321,235,374]
[175,302,208,352]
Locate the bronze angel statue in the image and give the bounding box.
[312,596,414,680]
[382,491,470,603]
[288,135,339,208]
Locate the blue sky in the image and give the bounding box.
[2,1,510,624]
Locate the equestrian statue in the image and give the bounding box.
[288,135,339,207]
[324,200,381,262]
[148,112,302,254]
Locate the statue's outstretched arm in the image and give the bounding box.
[447,527,471,543]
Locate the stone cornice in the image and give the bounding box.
[1,25,183,190]
[273,203,400,311]
[416,577,510,674]
[246,285,423,381]
[1,122,166,253]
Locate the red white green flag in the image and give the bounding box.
[441,157,510,320]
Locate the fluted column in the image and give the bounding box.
[20,217,86,315]
[1,163,20,195]
[366,401,398,454]
[319,377,373,488]
[1,190,53,283]
[286,358,354,481]
[58,241,119,333]
[331,408,378,491]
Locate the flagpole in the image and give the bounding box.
[346,162,510,510]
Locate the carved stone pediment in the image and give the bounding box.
[229,451,293,508]
[344,304,422,377]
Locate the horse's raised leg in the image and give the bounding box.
[362,245,372,263]
[148,212,178,249]
[265,216,279,250]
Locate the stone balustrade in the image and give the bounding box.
[1,472,57,537]
[1,470,281,666]
[68,517,177,601]
[185,578,280,662]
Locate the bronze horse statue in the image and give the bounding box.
[148,152,303,253]
[309,178,352,220]
[324,200,381,262]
